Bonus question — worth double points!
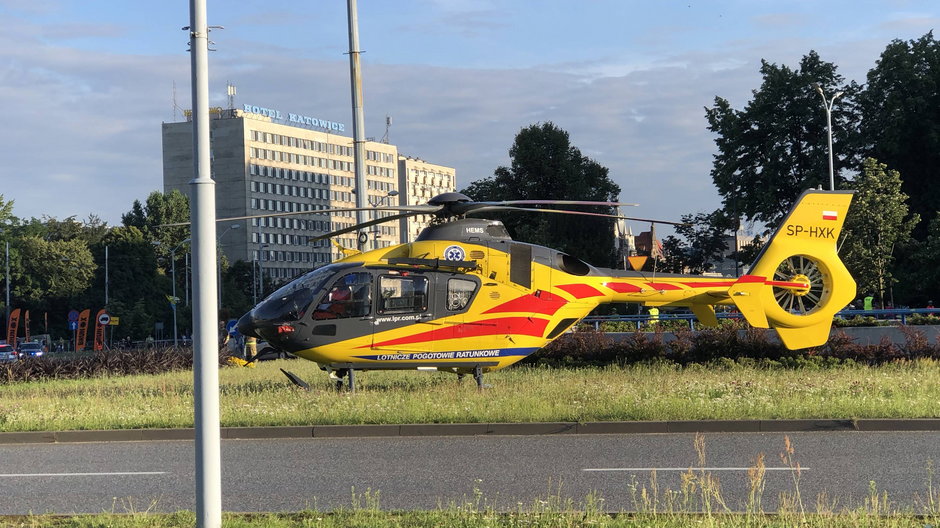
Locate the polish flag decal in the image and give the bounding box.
[822,210,838,221]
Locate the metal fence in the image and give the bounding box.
[582,308,940,331]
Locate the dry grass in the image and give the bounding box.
[0,359,939,431]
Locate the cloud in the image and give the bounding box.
[0,2,917,238]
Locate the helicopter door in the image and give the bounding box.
[372,273,433,353]
[310,272,374,345]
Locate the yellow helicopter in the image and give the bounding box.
[237,189,855,390]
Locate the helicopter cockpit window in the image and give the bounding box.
[378,275,429,314]
[446,278,477,311]
[252,263,351,322]
[313,272,372,320]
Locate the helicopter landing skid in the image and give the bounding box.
[320,362,499,392]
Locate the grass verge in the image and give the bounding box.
[0,359,938,431]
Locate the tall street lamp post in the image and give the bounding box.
[170,239,191,347]
[216,224,240,311]
[813,83,844,191]
[4,239,9,331]
[104,245,109,306]
[368,190,399,247]
[257,244,270,302]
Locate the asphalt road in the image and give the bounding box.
[0,431,937,515]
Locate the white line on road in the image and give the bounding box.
[0,472,167,478]
[584,467,809,472]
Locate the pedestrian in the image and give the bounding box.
[246,336,257,360]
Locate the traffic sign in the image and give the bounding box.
[108,317,120,326]
[68,321,78,331]
[67,310,80,322]
[97,313,111,326]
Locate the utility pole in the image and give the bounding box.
[186,0,222,525]
[347,0,368,249]
[813,83,844,191]
[104,245,109,306]
[4,240,8,332]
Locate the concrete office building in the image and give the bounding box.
[396,156,458,243]
[162,104,455,286]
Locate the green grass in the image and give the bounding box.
[1,359,940,431]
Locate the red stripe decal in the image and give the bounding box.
[367,317,550,348]
[557,284,605,299]
[606,282,643,293]
[484,292,568,315]
[736,275,766,283]
[646,282,682,291]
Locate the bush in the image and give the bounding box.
[0,347,232,384]
[528,324,940,368]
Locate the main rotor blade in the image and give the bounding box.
[467,206,689,226]
[159,204,440,228]
[308,211,422,243]
[484,200,639,207]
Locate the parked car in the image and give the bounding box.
[17,342,45,357]
[254,341,295,361]
[0,344,16,361]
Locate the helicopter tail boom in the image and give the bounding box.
[726,190,856,348]
[581,190,855,349]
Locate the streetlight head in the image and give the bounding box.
[812,82,823,94]
[231,224,241,229]
[388,190,399,197]
[834,91,845,99]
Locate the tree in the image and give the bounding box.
[121,190,191,328]
[122,190,190,258]
[660,210,737,274]
[841,158,919,307]
[14,236,96,302]
[461,122,621,266]
[706,51,861,231]
[906,216,940,305]
[221,260,255,321]
[856,32,940,239]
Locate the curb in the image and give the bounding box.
[0,419,939,444]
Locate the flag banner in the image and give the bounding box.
[93,309,106,351]
[6,308,19,346]
[24,310,30,343]
[76,309,91,352]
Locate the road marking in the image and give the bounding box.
[584,467,809,472]
[0,472,167,478]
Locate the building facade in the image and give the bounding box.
[396,156,458,243]
[162,106,455,285]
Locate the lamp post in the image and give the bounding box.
[813,83,844,191]
[368,190,399,248]
[170,239,191,347]
[4,239,8,331]
[104,245,109,306]
[216,224,240,311]
[256,243,269,302]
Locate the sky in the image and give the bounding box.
[1,0,937,233]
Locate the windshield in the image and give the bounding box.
[253,263,357,322]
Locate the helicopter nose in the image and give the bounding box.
[236,311,262,339]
